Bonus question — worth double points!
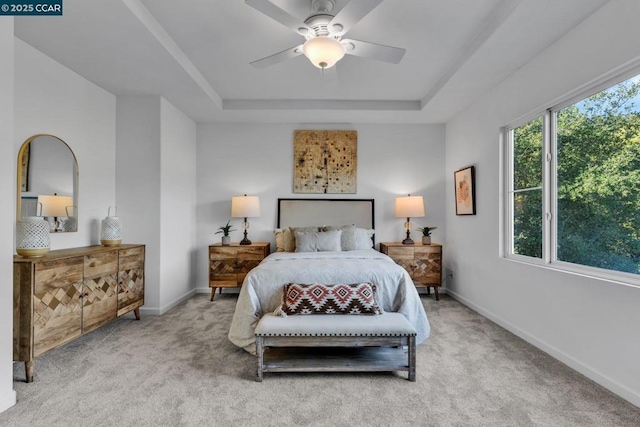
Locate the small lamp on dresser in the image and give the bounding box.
[395,194,425,245]
[38,193,73,232]
[231,194,261,245]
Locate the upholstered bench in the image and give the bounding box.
[254,312,417,382]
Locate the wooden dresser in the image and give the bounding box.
[209,242,270,300]
[380,242,442,300]
[13,244,145,382]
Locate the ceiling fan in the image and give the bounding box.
[246,0,406,70]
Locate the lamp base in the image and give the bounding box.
[240,230,252,245]
[402,226,414,245]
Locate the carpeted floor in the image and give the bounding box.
[2,294,638,426]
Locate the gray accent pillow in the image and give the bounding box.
[274,226,320,252]
[294,230,342,252]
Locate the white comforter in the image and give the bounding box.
[228,249,430,353]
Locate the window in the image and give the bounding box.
[511,116,543,259]
[505,71,640,282]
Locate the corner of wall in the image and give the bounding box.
[1,18,17,414]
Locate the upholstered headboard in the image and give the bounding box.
[277,198,375,230]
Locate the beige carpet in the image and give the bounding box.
[2,294,638,426]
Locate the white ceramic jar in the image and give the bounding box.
[100,206,122,246]
[16,216,51,257]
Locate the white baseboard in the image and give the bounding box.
[0,389,16,414]
[446,289,640,408]
[138,288,198,316]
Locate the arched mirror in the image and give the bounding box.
[16,134,79,232]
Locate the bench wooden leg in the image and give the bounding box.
[408,336,416,382]
[256,336,264,382]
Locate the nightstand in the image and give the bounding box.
[380,242,442,300]
[208,242,270,301]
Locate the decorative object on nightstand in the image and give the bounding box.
[215,220,236,246]
[100,206,122,246]
[231,194,261,245]
[15,216,50,258]
[395,195,425,245]
[380,242,442,300]
[416,226,437,245]
[209,242,270,301]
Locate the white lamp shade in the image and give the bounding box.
[231,195,261,218]
[303,36,346,69]
[395,196,425,218]
[38,195,73,217]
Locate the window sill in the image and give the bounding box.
[502,255,640,289]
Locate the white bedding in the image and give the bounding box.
[228,249,431,353]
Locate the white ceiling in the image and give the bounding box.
[14,0,608,124]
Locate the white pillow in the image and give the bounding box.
[294,230,342,252]
[352,228,375,250]
[322,225,374,250]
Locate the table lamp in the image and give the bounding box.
[395,194,425,245]
[231,194,261,245]
[38,193,73,232]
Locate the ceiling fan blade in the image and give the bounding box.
[245,0,312,36]
[329,0,383,37]
[250,44,304,69]
[341,39,406,64]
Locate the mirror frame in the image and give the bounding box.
[16,134,79,232]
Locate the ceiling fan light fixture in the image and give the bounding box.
[302,36,345,69]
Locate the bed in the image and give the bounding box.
[227,198,431,354]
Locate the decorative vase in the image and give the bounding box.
[100,206,122,246]
[221,236,231,246]
[16,216,50,258]
[421,236,431,245]
[62,205,77,232]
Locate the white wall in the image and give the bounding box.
[14,38,116,248]
[0,19,17,414]
[196,123,446,291]
[445,0,640,406]
[160,98,197,309]
[117,96,197,314]
[116,96,162,312]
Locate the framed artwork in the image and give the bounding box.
[454,166,476,215]
[293,130,357,194]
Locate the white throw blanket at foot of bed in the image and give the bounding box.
[228,249,431,353]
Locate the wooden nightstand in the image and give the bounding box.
[380,242,442,300]
[208,242,270,301]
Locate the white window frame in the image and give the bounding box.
[502,64,640,289]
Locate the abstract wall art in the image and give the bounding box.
[293,130,357,194]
